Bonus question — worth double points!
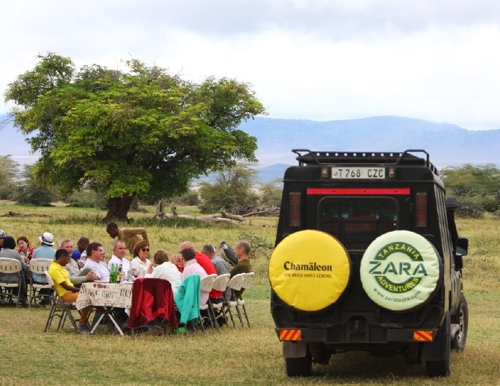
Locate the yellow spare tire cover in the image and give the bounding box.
[360,230,441,312]
[269,230,351,312]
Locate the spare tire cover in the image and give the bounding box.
[269,230,351,312]
[360,230,441,312]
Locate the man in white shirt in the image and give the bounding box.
[83,242,110,282]
[107,240,130,278]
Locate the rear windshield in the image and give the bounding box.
[318,197,398,250]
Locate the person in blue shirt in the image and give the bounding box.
[32,232,57,305]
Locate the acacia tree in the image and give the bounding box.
[199,163,259,213]
[5,53,265,221]
[0,155,19,199]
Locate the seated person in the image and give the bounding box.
[0,236,31,306]
[83,242,110,282]
[230,240,253,299]
[145,250,182,295]
[48,249,92,334]
[108,240,131,279]
[60,239,97,286]
[130,240,152,275]
[180,248,208,305]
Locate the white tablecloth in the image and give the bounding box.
[76,282,133,311]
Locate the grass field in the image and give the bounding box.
[1,202,500,385]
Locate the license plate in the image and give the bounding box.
[331,167,385,179]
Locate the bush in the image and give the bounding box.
[171,190,200,206]
[14,185,55,206]
[456,197,485,218]
[66,190,107,208]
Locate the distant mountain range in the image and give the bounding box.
[2,114,499,183]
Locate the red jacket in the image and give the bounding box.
[194,252,222,299]
[128,278,178,329]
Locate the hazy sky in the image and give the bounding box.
[2,0,500,130]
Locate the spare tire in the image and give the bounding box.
[269,230,351,312]
[360,230,441,312]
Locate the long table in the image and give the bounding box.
[76,281,133,336]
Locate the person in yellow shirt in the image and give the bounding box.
[48,248,91,334]
[105,223,149,255]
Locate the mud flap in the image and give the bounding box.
[283,340,307,358]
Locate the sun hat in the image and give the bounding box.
[39,232,55,246]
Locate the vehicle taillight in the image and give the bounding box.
[289,192,301,228]
[416,192,427,228]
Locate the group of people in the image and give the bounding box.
[0,224,253,335]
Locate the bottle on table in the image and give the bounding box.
[118,264,124,283]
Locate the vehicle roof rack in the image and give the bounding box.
[291,149,439,175]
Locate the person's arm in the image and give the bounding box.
[60,281,80,293]
[230,262,243,277]
[123,227,148,242]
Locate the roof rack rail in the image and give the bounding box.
[291,149,438,175]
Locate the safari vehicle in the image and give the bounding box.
[269,149,469,377]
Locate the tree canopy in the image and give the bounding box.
[4,53,266,221]
[199,163,259,213]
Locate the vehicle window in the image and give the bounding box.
[318,197,398,250]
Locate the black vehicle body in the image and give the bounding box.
[270,150,469,377]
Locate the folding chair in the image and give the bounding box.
[28,258,53,307]
[128,278,179,340]
[209,273,231,329]
[238,272,255,327]
[0,258,23,307]
[198,274,217,332]
[44,272,78,332]
[222,273,246,328]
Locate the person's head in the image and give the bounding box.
[112,240,127,259]
[77,237,89,252]
[60,239,74,254]
[234,240,251,260]
[3,236,16,249]
[87,242,103,262]
[39,232,55,246]
[153,249,169,265]
[133,240,150,261]
[200,244,216,258]
[0,230,6,247]
[55,248,71,266]
[179,241,194,253]
[181,248,196,262]
[17,236,30,251]
[106,223,120,238]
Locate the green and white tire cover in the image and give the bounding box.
[360,230,441,312]
[269,230,351,312]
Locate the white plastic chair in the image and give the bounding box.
[28,259,53,307]
[223,273,246,328]
[209,273,231,328]
[44,271,78,332]
[238,272,255,327]
[198,274,217,332]
[0,258,23,306]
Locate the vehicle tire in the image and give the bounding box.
[425,312,451,377]
[285,348,312,377]
[269,230,351,312]
[451,294,468,352]
[360,230,442,312]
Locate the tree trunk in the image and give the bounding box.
[103,194,136,223]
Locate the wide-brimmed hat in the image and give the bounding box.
[39,232,54,246]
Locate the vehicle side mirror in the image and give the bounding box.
[456,237,468,257]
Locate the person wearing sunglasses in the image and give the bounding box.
[130,240,152,275]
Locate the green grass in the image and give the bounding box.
[1,202,500,385]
